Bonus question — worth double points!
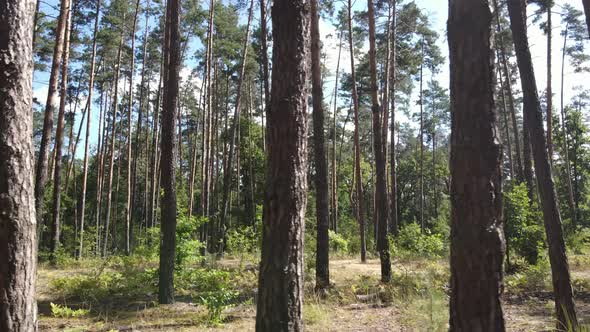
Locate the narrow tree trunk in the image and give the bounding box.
[78,0,101,259]
[49,5,72,262]
[496,54,515,180]
[493,0,523,182]
[35,0,70,238]
[560,26,576,226]
[448,1,506,329]
[311,0,330,292]
[367,0,391,282]
[158,0,181,305]
[0,0,38,328]
[124,0,141,256]
[331,32,342,233]
[523,113,534,201]
[255,1,309,329]
[507,0,578,327]
[418,40,424,231]
[583,0,590,38]
[347,0,366,263]
[103,32,125,257]
[219,0,254,254]
[259,0,270,152]
[389,0,398,235]
[547,4,553,164]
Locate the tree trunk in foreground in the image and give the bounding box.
[583,0,590,39]
[0,0,38,330]
[158,0,181,305]
[507,0,578,328]
[448,0,506,330]
[255,0,309,330]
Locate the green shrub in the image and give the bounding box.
[176,216,206,267]
[200,288,239,325]
[393,223,447,258]
[328,230,349,253]
[505,259,551,292]
[504,183,545,265]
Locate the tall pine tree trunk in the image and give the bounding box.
[368,0,391,282]
[347,0,366,263]
[311,0,330,292]
[78,0,101,259]
[507,0,578,327]
[49,5,72,262]
[331,32,342,233]
[547,4,553,164]
[219,0,254,254]
[158,0,181,304]
[389,0,398,235]
[255,0,309,329]
[103,32,125,257]
[560,26,576,226]
[0,0,38,328]
[35,0,70,240]
[448,1,506,329]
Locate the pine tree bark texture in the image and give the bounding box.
[255,0,310,330]
[448,0,506,330]
[158,0,181,305]
[0,0,38,329]
[507,0,578,328]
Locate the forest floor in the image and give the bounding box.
[37,254,590,331]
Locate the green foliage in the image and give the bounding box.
[199,288,239,326]
[226,226,259,258]
[50,303,90,318]
[392,223,447,258]
[505,258,551,292]
[175,215,206,267]
[504,183,545,265]
[328,230,349,253]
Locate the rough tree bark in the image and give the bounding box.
[0,0,38,329]
[583,0,590,38]
[158,0,181,305]
[255,0,310,330]
[507,0,578,328]
[448,0,506,329]
[367,0,391,282]
[311,0,330,292]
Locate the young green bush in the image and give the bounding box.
[393,223,447,258]
[504,183,545,266]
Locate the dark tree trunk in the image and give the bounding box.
[255,0,309,330]
[367,0,391,282]
[311,0,330,292]
[158,0,181,305]
[496,53,515,180]
[507,0,578,328]
[0,0,38,329]
[347,0,366,263]
[49,5,72,262]
[546,4,553,164]
[389,0,398,236]
[331,32,342,234]
[34,0,70,240]
[448,0,506,329]
[522,115,534,201]
[583,0,590,38]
